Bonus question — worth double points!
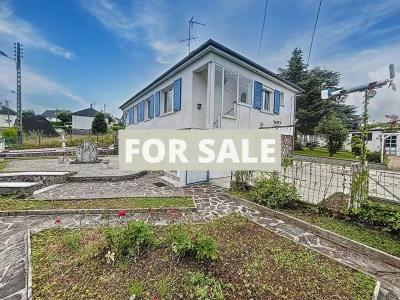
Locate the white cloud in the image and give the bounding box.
[0,59,87,107]
[81,0,185,64]
[0,1,74,59]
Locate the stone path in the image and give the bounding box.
[1,172,399,299]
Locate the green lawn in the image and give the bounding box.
[295,148,358,160]
[0,196,194,211]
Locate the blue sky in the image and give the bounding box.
[0,0,399,121]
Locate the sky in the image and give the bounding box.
[0,0,399,121]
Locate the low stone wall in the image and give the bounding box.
[0,147,113,158]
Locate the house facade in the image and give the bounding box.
[120,40,300,185]
[345,129,400,157]
[0,102,17,128]
[41,109,69,123]
[71,105,99,134]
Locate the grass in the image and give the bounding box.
[31,214,375,300]
[0,196,194,211]
[295,148,358,160]
[281,206,400,257]
[227,189,400,257]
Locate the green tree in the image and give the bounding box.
[315,114,349,156]
[56,111,72,125]
[278,49,359,134]
[91,112,108,135]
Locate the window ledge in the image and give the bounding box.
[222,115,237,120]
[160,111,174,118]
[237,102,252,108]
[261,109,274,115]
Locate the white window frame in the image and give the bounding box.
[280,91,285,107]
[144,98,150,120]
[261,87,273,113]
[238,75,253,106]
[162,85,174,115]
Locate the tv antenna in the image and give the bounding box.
[179,17,206,55]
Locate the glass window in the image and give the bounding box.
[223,69,237,117]
[262,89,271,111]
[280,92,285,107]
[213,65,223,127]
[164,87,173,114]
[147,99,151,119]
[239,76,252,104]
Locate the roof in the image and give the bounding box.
[0,105,17,116]
[71,107,99,117]
[120,39,302,109]
[22,115,58,136]
[41,109,69,119]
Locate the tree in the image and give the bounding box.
[278,49,359,134]
[57,111,72,125]
[91,112,107,135]
[315,114,349,156]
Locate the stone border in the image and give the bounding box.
[0,204,197,217]
[225,193,400,270]
[67,171,147,182]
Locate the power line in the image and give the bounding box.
[258,0,270,56]
[307,0,322,65]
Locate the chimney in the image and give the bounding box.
[90,104,93,108]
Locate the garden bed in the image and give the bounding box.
[0,196,194,211]
[31,214,375,299]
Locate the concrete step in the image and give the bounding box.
[162,171,180,182]
[0,171,71,185]
[159,175,185,188]
[0,182,40,195]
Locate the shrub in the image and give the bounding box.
[128,279,143,299]
[250,173,300,209]
[315,114,349,156]
[233,171,254,191]
[92,113,108,135]
[167,227,218,262]
[193,233,218,261]
[351,135,363,157]
[366,151,382,163]
[184,272,224,300]
[167,226,193,258]
[350,201,400,233]
[104,221,154,261]
[294,140,303,151]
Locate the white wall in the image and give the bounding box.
[0,114,17,128]
[72,115,94,130]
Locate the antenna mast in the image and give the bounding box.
[179,17,206,54]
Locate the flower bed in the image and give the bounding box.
[31,214,375,299]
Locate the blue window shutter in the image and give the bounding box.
[253,81,262,110]
[139,101,145,121]
[149,95,155,119]
[129,107,134,124]
[273,90,280,114]
[136,106,140,122]
[155,91,160,117]
[173,78,182,111]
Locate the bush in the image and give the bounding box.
[104,221,154,261]
[294,140,303,151]
[184,272,224,300]
[366,151,382,163]
[233,170,254,191]
[167,227,218,262]
[92,113,108,135]
[315,114,349,156]
[350,201,400,233]
[193,233,218,261]
[250,173,300,209]
[351,135,363,157]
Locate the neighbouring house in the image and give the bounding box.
[0,102,17,128]
[120,39,301,186]
[21,115,58,136]
[344,129,400,156]
[71,105,99,134]
[41,109,70,122]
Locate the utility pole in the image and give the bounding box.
[14,42,23,147]
[179,17,206,54]
[5,99,10,127]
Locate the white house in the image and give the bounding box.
[345,129,400,156]
[120,39,300,185]
[71,105,99,134]
[41,109,69,122]
[0,102,17,128]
